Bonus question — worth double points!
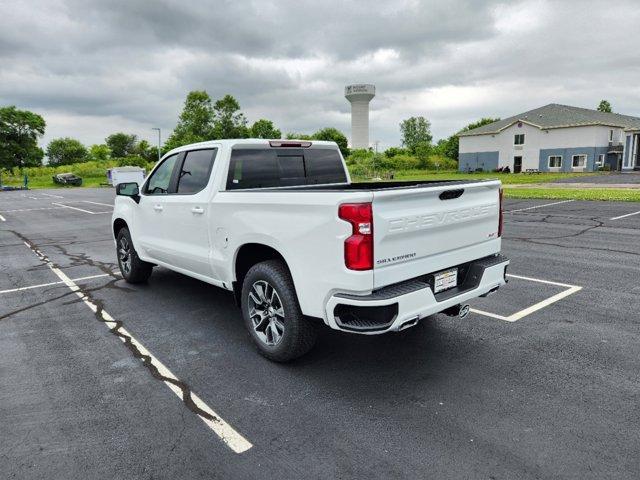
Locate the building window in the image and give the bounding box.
[609,130,614,143]
[548,155,562,168]
[514,134,525,145]
[572,154,587,168]
[596,154,605,167]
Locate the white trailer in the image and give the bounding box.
[107,167,146,187]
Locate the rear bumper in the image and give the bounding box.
[324,254,509,334]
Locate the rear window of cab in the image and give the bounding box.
[226,147,346,190]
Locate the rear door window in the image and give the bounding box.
[227,147,346,190]
[176,148,217,194]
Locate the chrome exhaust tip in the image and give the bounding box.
[398,316,420,331]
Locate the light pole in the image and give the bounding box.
[374,140,380,180]
[151,128,161,163]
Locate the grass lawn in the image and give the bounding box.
[0,160,139,189]
[503,187,640,202]
[1,175,109,189]
[383,170,604,184]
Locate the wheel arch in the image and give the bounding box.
[232,243,293,307]
[112,218,129,240]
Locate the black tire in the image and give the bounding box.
[241,260,317,362]
[116,227,153,283]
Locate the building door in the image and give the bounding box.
[513,156,522,173]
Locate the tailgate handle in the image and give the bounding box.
[439,189,464,200]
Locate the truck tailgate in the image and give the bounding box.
[372,180,502,289]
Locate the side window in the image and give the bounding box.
[177,149,217,194]
[144,154,179,195]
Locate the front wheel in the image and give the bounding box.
[116,228,153,283]
[241,260,317,362]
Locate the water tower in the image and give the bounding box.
[345,84,375,149]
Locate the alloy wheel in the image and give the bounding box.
[118,236,132,275]
[248,280,285,346]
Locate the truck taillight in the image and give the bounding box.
[338,203,373,270]
[498,188,504,237]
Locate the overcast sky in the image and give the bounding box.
[1,0,639,150]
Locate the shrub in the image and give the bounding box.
[115,155,147,168]
[384,147,409,158]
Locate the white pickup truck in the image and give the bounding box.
[112,139,509,361]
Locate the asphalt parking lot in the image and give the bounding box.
[1,189,639,479]
[552,171,640,184]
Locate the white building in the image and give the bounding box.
[458,104,640,172]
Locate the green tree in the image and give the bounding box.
[88,144,111,162]
[414,142,432,168]
[165,90,216,151]
[105,132,137,157]
[597,100,612,113]
[250,119,281,139]
[0,106,46,171]
[46,137,87,165]
[436,117,500,161]
[400,116,432,153]
[134,139,159,162]
[285,132,313,140]
[312,127,349,157]
[212,94,248,139]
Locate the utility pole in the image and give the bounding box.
[151,128,161,163]
[374,140,379,179]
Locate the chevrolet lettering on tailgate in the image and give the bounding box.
[387,204,494,233]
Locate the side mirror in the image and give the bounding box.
[116,182,140,203]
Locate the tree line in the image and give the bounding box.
[0,95,616,174]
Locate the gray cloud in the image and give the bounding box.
[1,0,639,149]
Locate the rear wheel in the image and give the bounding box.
[116,228,153,283]
[241,260,317,362]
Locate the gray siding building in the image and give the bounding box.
[458,104,640,172]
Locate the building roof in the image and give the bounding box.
[458,103,640,137]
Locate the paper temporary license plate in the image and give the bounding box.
[433,268,458,293]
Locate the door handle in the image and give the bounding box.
[154,204,163,212]
[191,206,204,214]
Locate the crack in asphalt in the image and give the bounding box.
[504,212,640,257]
[6,229,228,430]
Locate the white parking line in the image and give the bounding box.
[0,214,5,222]
[51,202,99,214]
[21,240,252,454]
[41,193,64,198]
[82,200,114,207]
[610,210,640,221]
[506,200,574,213]
[51,202,111,215]
[0,207,65,213]
[470,273,582,322]
[0,273,115,295]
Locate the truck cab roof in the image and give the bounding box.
[163,138,339,159]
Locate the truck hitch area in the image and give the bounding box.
[442,304,471,319]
